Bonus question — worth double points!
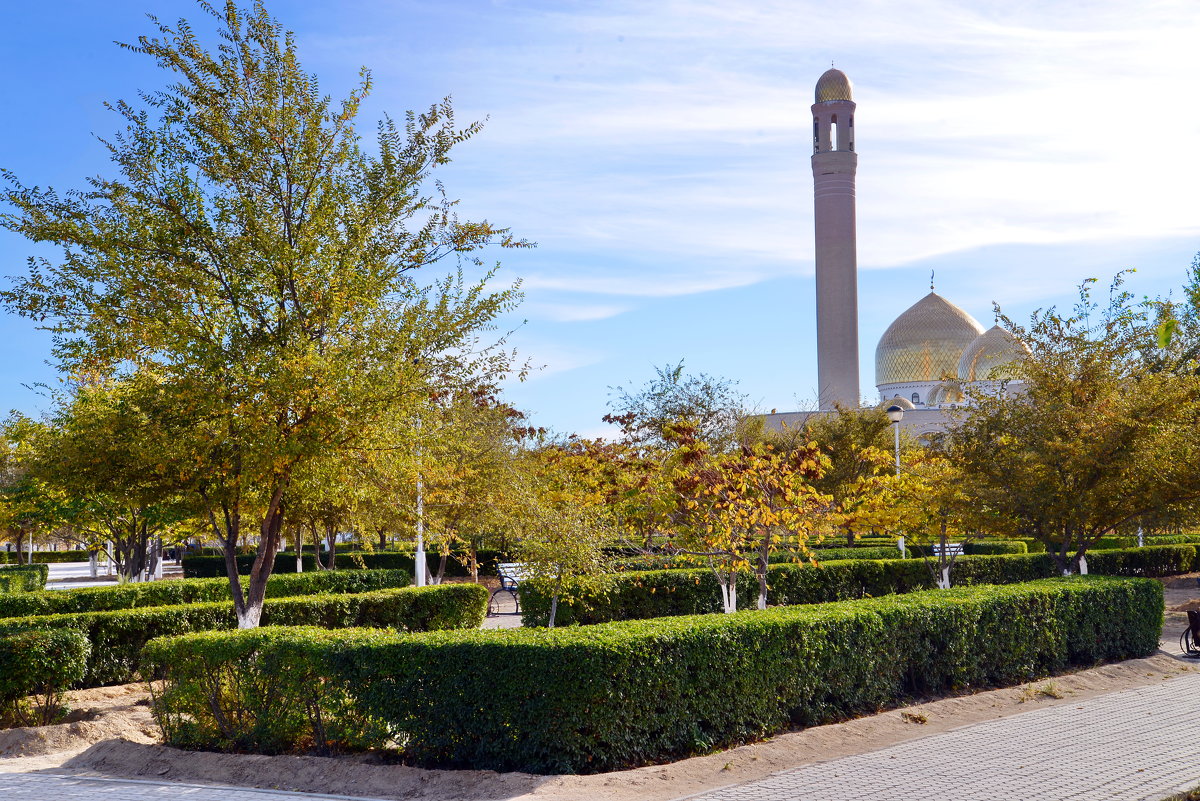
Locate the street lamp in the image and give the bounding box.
[886,405,904,476]
[886,405,906,558]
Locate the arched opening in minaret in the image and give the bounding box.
[830,115,839,150]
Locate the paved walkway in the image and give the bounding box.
[683,671,1200,801]
[0,773,387,800]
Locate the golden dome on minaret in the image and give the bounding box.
[815,68,853,103]
[875,292,984,387]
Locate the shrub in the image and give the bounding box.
[145,577,1161,773]
[0,568,411,619]
[612,546,902,573]
[904,540,1028,557]
[522,545,1194,626]
[182,550,505,579]
[0,629,90,726]
[0,565,49,593]
[0,583,487,688]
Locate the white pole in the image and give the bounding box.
[154,538,164,580]
[415,472,427,588]
[1137,526,1144,548]
[893,422,901,476]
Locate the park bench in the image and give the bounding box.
[929,542,964,558]
[1182,609,1200,659]
[488,562,527,616]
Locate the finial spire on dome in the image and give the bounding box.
[930,271,935,291]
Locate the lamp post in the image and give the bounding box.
[886,405,905,557]
[886,405,904,476]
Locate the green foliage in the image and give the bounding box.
[906,540,1029,557]
[0,629,90,726]
[182,551,504,578]
[145,626,386,755]
[522,545,1194,626]
[0,568,411,618]
[0,583,486,687]
[146,577,1162,773]
[0,550,96,564]
[0,565,49,593]
[612,546,902,572]
[954,275,1200,572]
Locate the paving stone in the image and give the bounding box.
[681,672,1200,801]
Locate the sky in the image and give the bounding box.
[2,0,1198,437]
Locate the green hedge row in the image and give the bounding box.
[612,546,903,572]
[905,540,1028,557]
[182,550,506,579]
[0,629,90,726]
[0,550,104,564]
[0,583,487,688]
[0,565,49,593]
[145,577,1162,773]
[523,544,1195,627]
[0,568,412,619]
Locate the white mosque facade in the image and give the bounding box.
[763,68,1028,440]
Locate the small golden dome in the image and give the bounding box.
[957,325,1028,382]
[875,293,984,387]
[815,68,853,103]
[880,395,916,411]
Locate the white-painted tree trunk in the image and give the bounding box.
[720,577,737,614]
[937,566,951,590]
[1079,555,1088,575]
[89,552,98,578]
[237,602,263,629]
[897,536,906,558]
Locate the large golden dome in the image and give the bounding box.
[957,325,1028,382]
[875,293,984,386]
[815,68,853,103]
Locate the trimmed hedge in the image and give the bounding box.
[0,565,49,593]
[0,568,412,619]
[906,540,1028,557]
[523,545,1195,627]
[0,629,90,726]
[0,583,487,688]
[182,550,506,579]
[145,577,1162,773]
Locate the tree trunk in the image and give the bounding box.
[378,528,387,551]
[240,483,287,629]
[309,523,324,570]
[757,539,770,610]
[433,551,448,585]
[323,522,337,570]
[719,572,737,613]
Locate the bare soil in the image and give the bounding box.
[0,574,1196,801]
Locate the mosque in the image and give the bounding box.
[762,67,1027,441]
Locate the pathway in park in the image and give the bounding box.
[681,669,1200,801]
[0,773,389,800]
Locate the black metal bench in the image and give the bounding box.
[1182,609,1200,659]
[488,562,526,616]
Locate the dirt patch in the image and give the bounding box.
[1,585,1198,800]
[0,684,157,760]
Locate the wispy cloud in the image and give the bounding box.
[333,0,1200,298]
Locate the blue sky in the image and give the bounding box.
[2,1,1198,437]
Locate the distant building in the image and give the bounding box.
[762,68,1026,442]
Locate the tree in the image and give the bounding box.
[1,2,524,625]
[8,380,189,581]
[794,406,905,545]
[953,276,1200,574]
[892,451,977,588]
[606,361,748,450]
[669,425,828,612]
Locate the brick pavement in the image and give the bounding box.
[680,671,1200,801]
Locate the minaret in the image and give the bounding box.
[811,67,860,409]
